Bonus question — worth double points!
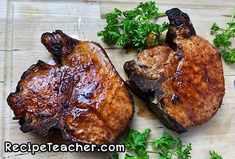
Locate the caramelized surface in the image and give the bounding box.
[124,8,225,132]
[7,31,134,144]
[162,36,225,128]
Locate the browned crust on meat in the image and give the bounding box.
[7,30,134,144]
[124,8,225,133]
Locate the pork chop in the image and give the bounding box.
[7,30,134,144]
[124,8,225,133]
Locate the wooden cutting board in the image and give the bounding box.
[0,0,235,158]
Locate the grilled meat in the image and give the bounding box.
[7,30,134,144]
[124,8,225,133]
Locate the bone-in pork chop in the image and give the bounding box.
[124,8,225,133]
[7,30,134,144]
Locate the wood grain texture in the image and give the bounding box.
[0,0,235,158]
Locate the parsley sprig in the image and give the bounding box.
[210,150,223,159]
[98,1,168,52]
[211,7,235,63]
[109,128,223,159]
[124,129,192,159]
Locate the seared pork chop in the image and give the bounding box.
[7,30,134,144]
[124,8,225,133]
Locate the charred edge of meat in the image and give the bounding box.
[20,61,49,93]
[41,30,78,64]
[7,60,50,120]
[125,77,187,133]
[165,8,196,50]
[7,61,49,104]
[148,103,187,133]
[6,60,62,136]
[124,61,187,133]
[47,128,66,143]
[124,60,164,98]
[19,114,66,138]
[18,119,32,133]
[166,8,194,29]
[21,60,49,81]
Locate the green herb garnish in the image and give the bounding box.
[211,7,235,63]
[109,152,120,159]
[98,1,168,52]
[124,128,151,158]
[124,128,192,159]
[110,128,224,159]
[210,150,223,159]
